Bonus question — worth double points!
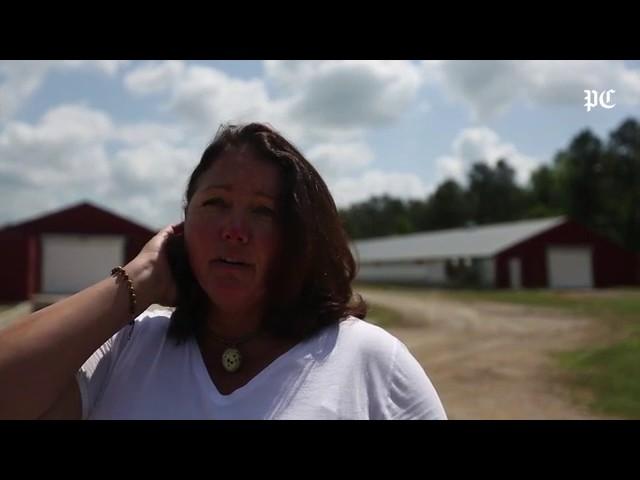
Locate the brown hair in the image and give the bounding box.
[167,122,366,343]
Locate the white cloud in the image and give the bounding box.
[266,60,423,129]
[0,61,129,123]
[329,170,431,208]
[0,185,70,229]
[36,103,113,143]
[306,142,374,178]
[172,65,275,128]
[0,102,197,229]
[0,104,113,188]
[121,61,428,215]
[0,62,53,123]
[123,60,424,149]
[111,141,196,192]
[109,193,181,230]
[436,155,467,184]
[263,60,316,92]
[61,60,130,76]
[435,127,539,185]
[124,60,185,95]
[123,61,279,142]
[0,60,432,228]
[422,60,640,121]
[113,122,185,145]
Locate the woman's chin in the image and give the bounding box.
[206,284,260,311]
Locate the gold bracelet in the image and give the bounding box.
[111,266,137,316]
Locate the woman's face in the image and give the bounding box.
[184,148,283,314]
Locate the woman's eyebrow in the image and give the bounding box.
[202,184,276,200]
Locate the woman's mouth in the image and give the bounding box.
[212,257,254,270]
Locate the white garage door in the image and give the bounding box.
[546,246,593,288]
[508,258,522,289]
[42,234,126,294]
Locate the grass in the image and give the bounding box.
[452,289,640,322]
[445,288,640,418]
[556,334,640,418]
[364,302,404,328]
[356,283,640,323]
[356,282,640,418]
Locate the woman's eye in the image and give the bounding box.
[203,198,222,206]
[253,206,275,216]
[203,198,228,208]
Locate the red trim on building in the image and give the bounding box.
[0,202,157,302]
[495,220,639,288]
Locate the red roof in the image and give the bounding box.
[0,201,157,236]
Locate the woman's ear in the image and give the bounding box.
[172,221,185,236]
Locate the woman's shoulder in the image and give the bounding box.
[338,315,400,342]
[337,316,447,419]
[334,316,403,359]
[134,306,173,325]
[127,306,175,344]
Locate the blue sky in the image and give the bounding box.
[1,60,638,230]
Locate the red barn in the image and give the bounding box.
[493,220,639,288]
[353,217,640,288]
[0,202,157,303]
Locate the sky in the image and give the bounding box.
[1,60,639,231]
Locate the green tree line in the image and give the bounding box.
[339,118,640,252]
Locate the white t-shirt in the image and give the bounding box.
[76,310,447,420]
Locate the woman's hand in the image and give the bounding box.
[125,222,184,309]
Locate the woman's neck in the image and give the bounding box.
[205,304,265,340]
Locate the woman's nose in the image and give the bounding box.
[220,216,250,245]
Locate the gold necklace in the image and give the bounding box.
[206,329,263,373]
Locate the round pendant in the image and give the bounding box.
[221,347,242,373]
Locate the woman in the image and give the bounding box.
[0,123,446,419]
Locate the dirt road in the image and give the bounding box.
[359,287,622,419]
